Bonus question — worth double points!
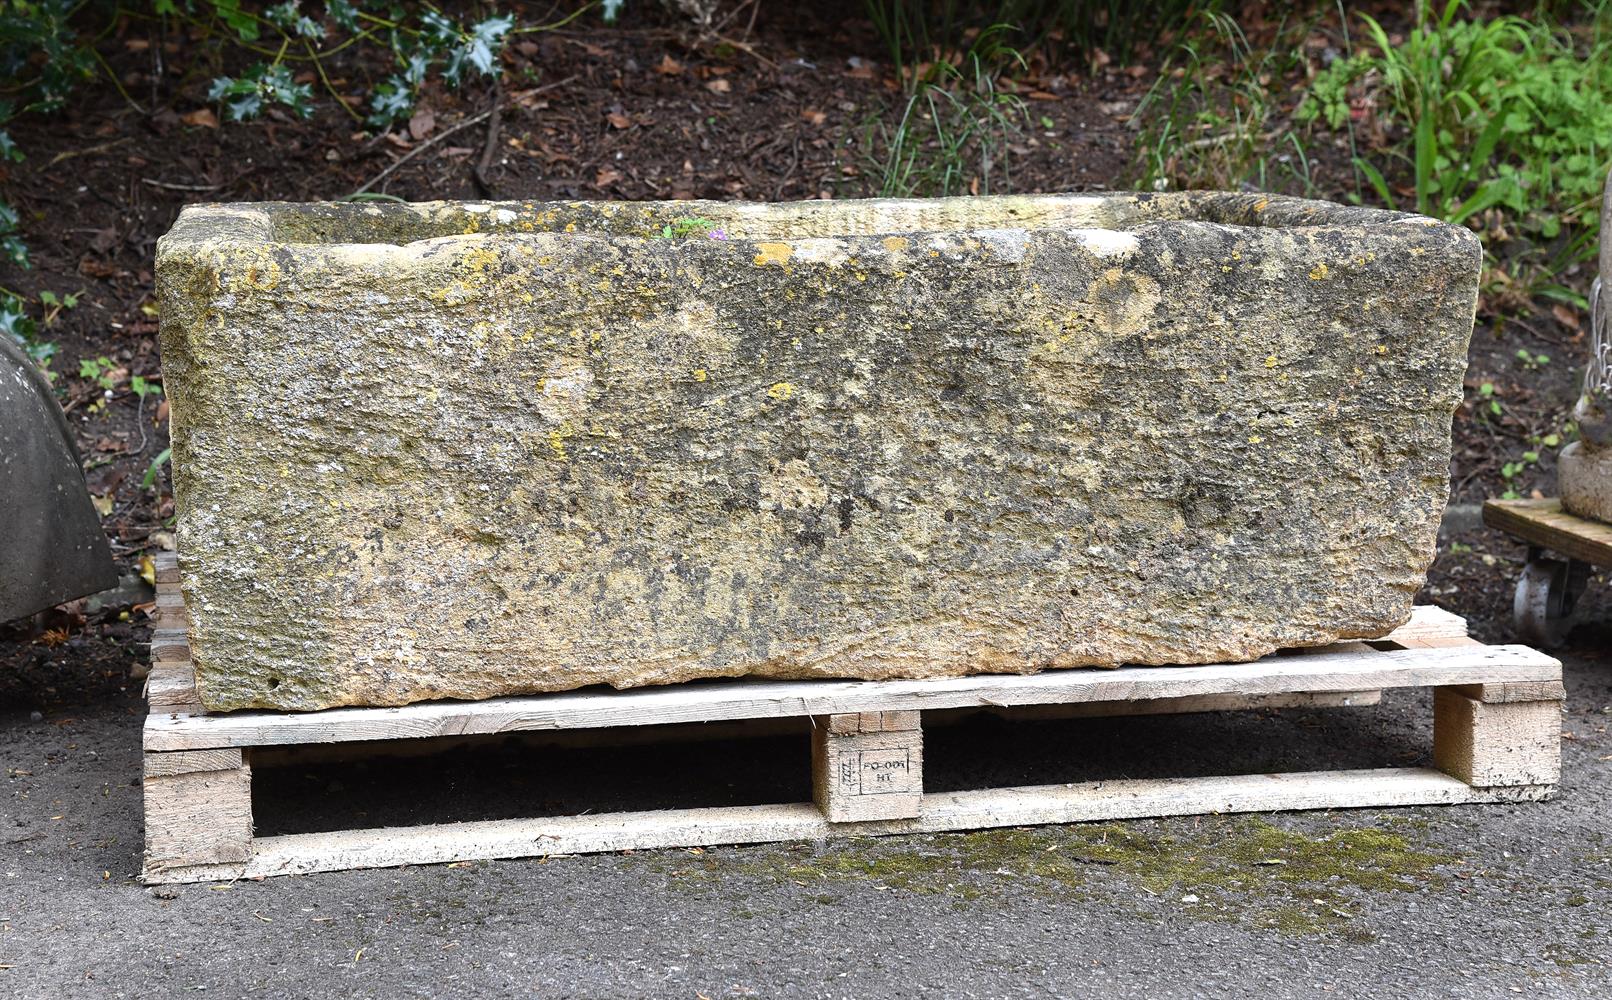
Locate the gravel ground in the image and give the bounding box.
[2,632,1610,999]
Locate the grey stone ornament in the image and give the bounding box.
[0,336,117,622]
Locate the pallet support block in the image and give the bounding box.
[1433,686,1563,787]
[142,748,254,880]
[811,711,923,822]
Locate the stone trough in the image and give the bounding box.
[155,193,1481,712]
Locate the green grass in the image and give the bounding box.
[865,0,1220,82]
[1134,10,1316,195]
[857,50,1029,198]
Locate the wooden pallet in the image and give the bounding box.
[142,554,1565,884]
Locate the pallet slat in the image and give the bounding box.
[144,642,1558,752]
[156,767,1548,884]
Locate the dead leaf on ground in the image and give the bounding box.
[801,109,826,126]
[180,108,218,129]
[595,167,624,187]
[655,53,684,75]
[407,106,435,140]
[1552,304,1580,330]
[606,111,632,129]
[705,79,731,94]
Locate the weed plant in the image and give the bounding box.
[1298,0,1612,301]
[858,48,1028,198]
[1134,10,1316,195]
[865,0,1220,79]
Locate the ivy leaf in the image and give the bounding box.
[421,11,512,87]
[368,75,415,127]
[0,292,38,345]
[212,0,262,41]
[0,201,27,268]
[327,0,361,32]
[209,64,314,122]
[266,2,326,40]
[464,15,514,75]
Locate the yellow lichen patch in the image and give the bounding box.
[692,368,708,382]
[546,424,574,459]
[464,247,500,273]
[1265,355,1279,368]
[1309,262,1330,280]
[767,381,795,401]
[881,236,910,253]
[1248,435,1264,444]
[753,242,793,267]
[228,248,282,292]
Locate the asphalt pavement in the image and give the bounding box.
[2,630,1609,999]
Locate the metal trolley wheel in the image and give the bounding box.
[1513,549,1590,648]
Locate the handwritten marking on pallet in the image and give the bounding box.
[1483,498,1612,567]
[853,749,917,794]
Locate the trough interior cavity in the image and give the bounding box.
[256,191,1387,247]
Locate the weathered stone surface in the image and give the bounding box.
[155,193,1481,712]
